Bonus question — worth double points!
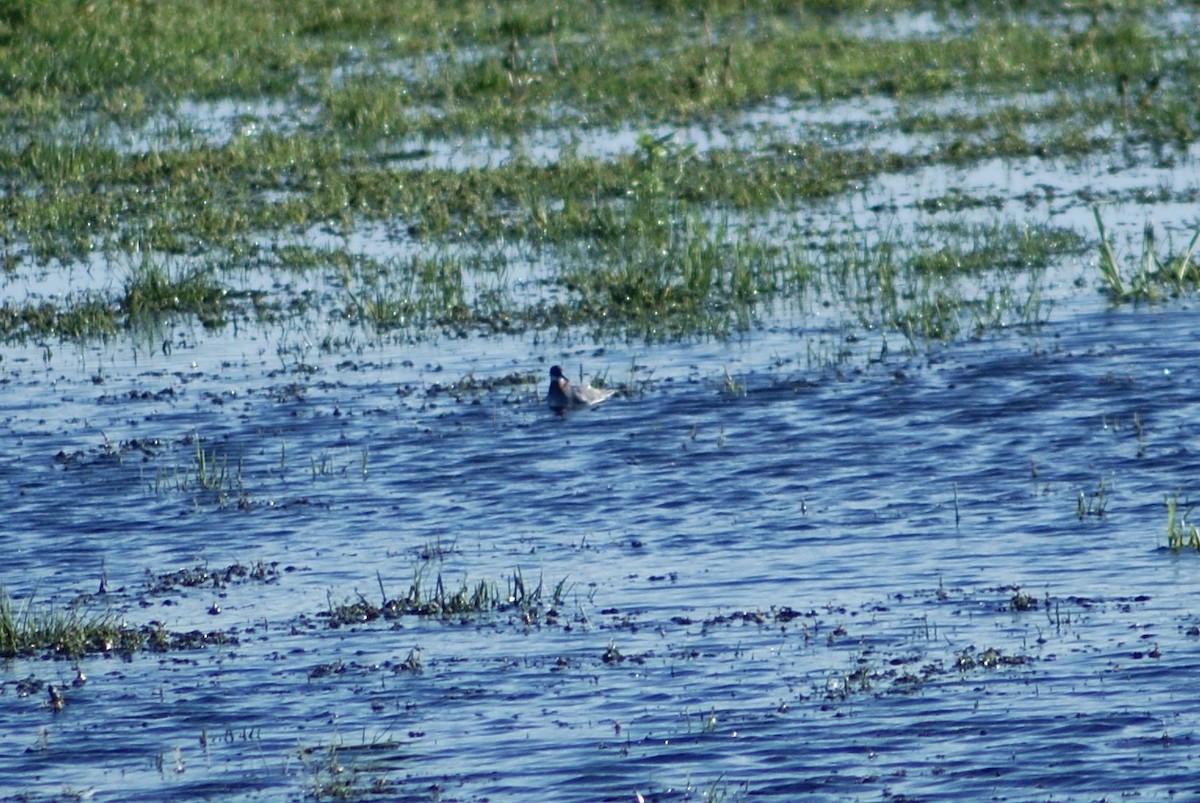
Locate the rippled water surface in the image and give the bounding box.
[3,284,1200,801]
[6,13,1200,794]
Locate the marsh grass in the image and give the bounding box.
[123,254,227,325]
[361,10,1177,134]
[1,1,1196,347]
[1,2,1182,123]
[1094,207,1200,303]
[1076,477,1110,519]
[0,253,231,340]
[0,297,118,340]
[323,567,567,627]
[300,740,398,801]
[829,220,1073,345]
[908,222,1085,276]
[193,442,234,491]
[347,254,474,334]
[0,583,237,659]
[1165,493,1200,551]
[557,212,800,339]
[152,439,248,507]
[0,588,139,658]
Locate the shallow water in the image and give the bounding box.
[5,23,1200,798]
[3,279,1200,800]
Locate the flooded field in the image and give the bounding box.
[3,2,1200,801]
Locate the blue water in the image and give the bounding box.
[3,293,1200,800]
[3,54,1200,798]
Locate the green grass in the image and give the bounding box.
[0,297,119,339]
[0,119,1108,342]
[299,741,399,801]
[1165,492,1200,551]
[0,587,141,658]
[9,1,1177,118]
[306,11,1178,135]
[150,440,252,509]
[0,1,1190,131]
[818,220,1074,345]
[1094,207,1200,303]
[1,1,1198,346]
[323,567,568,626]
[556,212,800,340]
[123,254,228,324]
[0,584,244,658]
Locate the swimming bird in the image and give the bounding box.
[47,684,65,713]
[547,365,616,411]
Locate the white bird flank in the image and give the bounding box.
[546,365,616,411]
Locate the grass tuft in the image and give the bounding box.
[1165,492,1200,551]
[323,566,568,627]
[123,253,228,326]
[0,588,140,659]
[1094,207,1200,303]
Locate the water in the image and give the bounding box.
[5,38,1200,800]
[3,280,1200,800]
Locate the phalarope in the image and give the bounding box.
[547,365,616,411]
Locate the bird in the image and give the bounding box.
[547,365,616,411]
[47,684,65,713]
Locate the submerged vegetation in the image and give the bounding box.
[0,562,559,660]
[0,1,1196,344]
[322,567,568,627]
